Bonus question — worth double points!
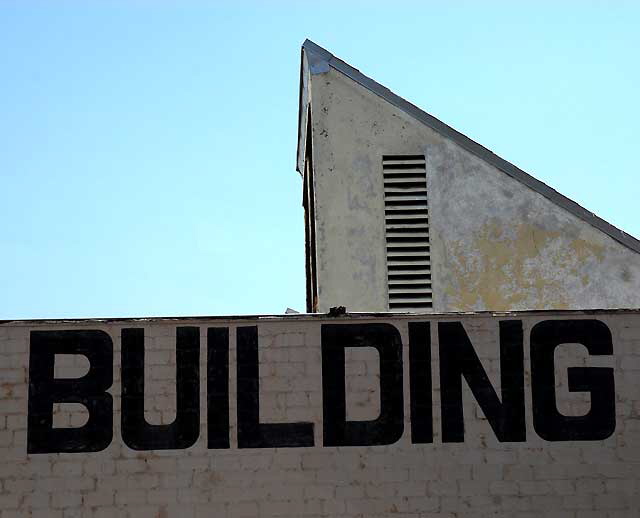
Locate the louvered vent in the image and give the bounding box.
[383,155,432,311]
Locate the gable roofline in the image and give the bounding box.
[297,39,640,256]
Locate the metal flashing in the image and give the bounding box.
[298,39,640,256]
[306,45,330,75]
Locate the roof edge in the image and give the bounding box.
[300,39,640,255]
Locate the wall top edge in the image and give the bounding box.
[2,308,640,327]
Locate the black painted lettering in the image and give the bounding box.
[322,323,404,447]
[121,327,200,450]
[531,319,615,441]
[439,320,525,443]
[237,326,314,448]
[409,322,432,444]
[27,330,113,454]
[207,327,230,449]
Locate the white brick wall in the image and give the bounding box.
[1,312,639,517]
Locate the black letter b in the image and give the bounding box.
[27,330,113,454]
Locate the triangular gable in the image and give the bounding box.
[297,39,640,256]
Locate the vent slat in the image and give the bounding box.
[385,205,428,212]
[390,298,432,303]
[382,158,426,165]
[383,154,425,161]
[387,246,430,253]
[387,256,430,263]
[388,260,431,266]
[387,238,429,245]
[385,213,429,220]
[384,181,424,189]
[386,226,429,231]
[389,285,432,292]
[384,189,427,196]
[389,281,432,287]
[385,198,427,204]
[387,253,426,261]
[386,233,429,239]
[389,297,433,303]
[384,195,428,202]
[388,273,431,279]
[384,174,427,178]
[389,277,431,282]
[386,223,428,229]
[390,298,433,304]
[382,199,428,206]
[384,155,432,311]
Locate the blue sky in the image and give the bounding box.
[1,1,639,319]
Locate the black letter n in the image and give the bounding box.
[439,321,525,443]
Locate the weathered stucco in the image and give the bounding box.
[303,54,640,312]
[427,134,640,311]
[441,221,606,310]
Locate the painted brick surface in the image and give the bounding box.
[1,311,639,517]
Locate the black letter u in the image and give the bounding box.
[121,327,200,450]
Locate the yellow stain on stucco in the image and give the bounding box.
[444,221,605,311]
[569,238,605,263]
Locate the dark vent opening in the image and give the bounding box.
[383,155,432,311]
